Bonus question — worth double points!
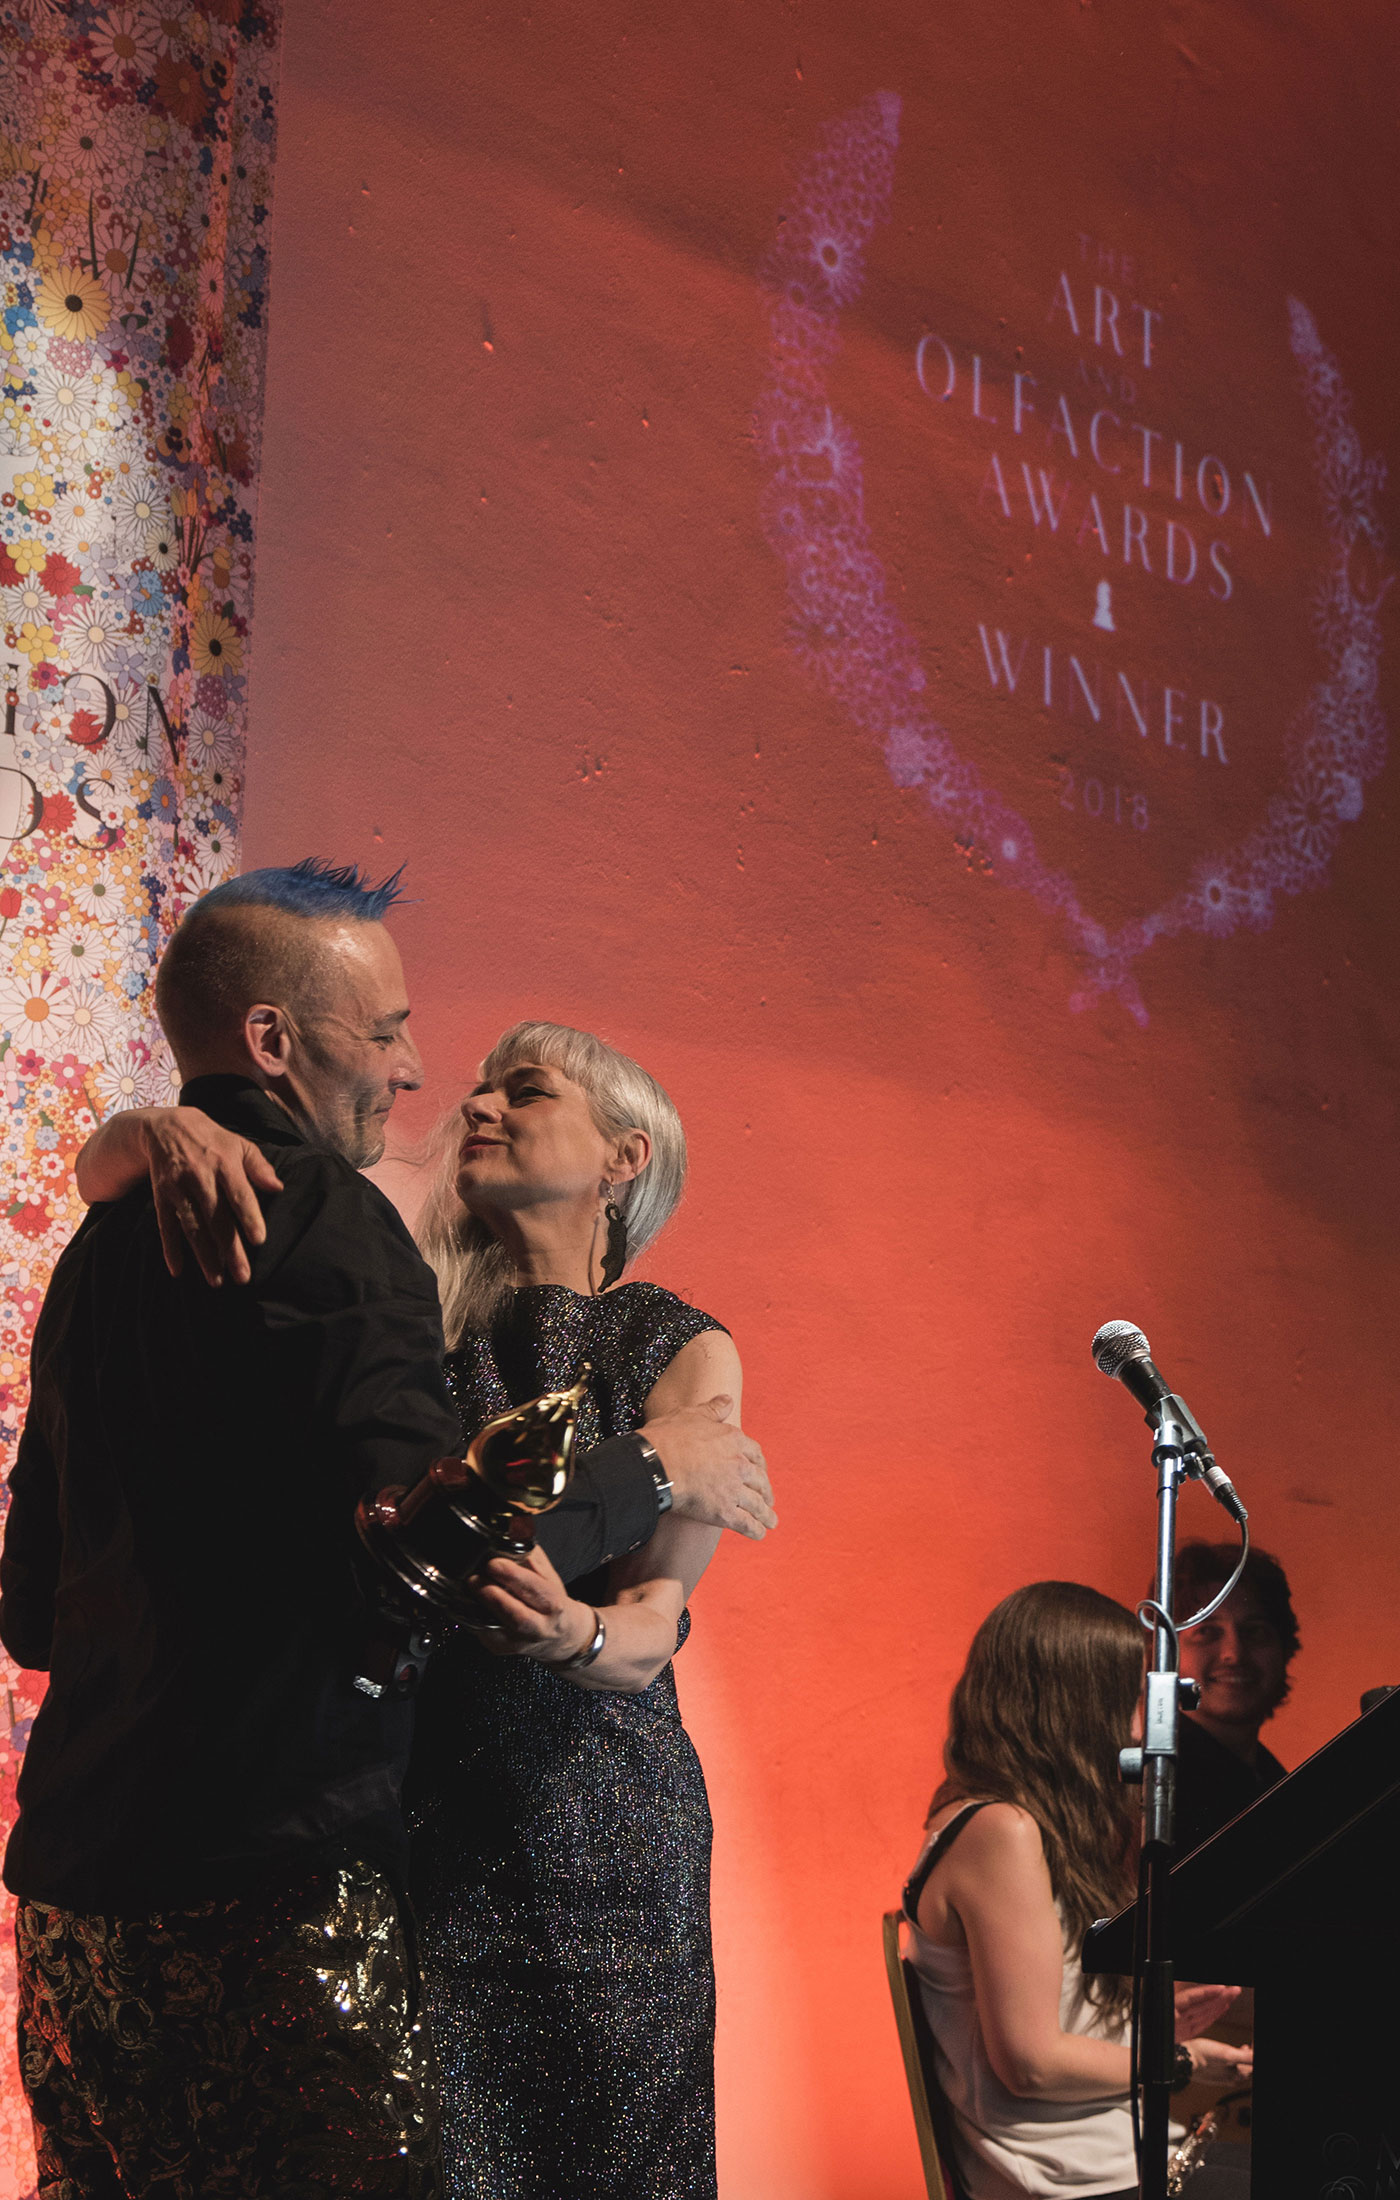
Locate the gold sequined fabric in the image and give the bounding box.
[16,1856,442,2199]
[407,1283,724,2200]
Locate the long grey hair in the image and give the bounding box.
[415,1020,688,1343]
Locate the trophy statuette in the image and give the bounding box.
[355,1366,590,1633]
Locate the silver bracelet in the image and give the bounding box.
[557,1607,606,1671]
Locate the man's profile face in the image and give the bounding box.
[1178,1583,1288,1738]
[289,923,423,1166]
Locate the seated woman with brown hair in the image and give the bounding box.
[903,1582,1252,2200]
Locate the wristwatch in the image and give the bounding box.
[1170,2044,1194,2092]
[636,1434,673,1515]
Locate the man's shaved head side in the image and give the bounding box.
[156,858,406,1074]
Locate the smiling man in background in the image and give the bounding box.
[1172,1539,1299,1858]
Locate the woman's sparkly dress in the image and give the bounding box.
[405,1283,725,2200]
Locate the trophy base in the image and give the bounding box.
[355,1477,536,1622]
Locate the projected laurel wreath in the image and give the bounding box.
[755,93,1390,1024]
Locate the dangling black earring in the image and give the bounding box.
[600,1194,629,1289]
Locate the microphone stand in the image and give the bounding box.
[1091,1324,1250,2200]
[1122,1415,1191,2200]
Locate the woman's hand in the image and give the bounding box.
[464,1545,598,1666]
[76,1106,283,1284]
[142,1110,283,1285]
[1174,1984,1250,2084]
[1173,1983,1240,2040]
[1182,2036,1253,2085]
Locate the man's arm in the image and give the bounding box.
[251,1166,775,1584]
[533,1436,659,1580]
[0,1409,61,1672]
[71,1126,777,1582]
[0,1233,93,1672]
[532,1398,775,1586]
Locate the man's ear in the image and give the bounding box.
[244,1004,293,1080]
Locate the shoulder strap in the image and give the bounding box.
[902,1801,994,1922]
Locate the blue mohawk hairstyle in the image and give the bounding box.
[193,857,407,925]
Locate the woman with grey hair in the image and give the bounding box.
[404,1020,738,2200]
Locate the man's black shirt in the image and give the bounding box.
[0,1075,659,1911]
[1174,1712,1287,1858]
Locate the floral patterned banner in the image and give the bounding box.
[0,1,280,2181]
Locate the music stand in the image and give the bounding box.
[1085,1688,1400,2192]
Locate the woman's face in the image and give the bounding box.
[455,1058,643,1219]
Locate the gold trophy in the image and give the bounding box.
[355,1367,590,1631]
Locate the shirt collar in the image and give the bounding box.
[178,1073,313,1149]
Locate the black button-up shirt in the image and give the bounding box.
[1,1075,658,1911]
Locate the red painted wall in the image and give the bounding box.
[246,4,1400,2191]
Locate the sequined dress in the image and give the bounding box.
[405,1283,725,2200]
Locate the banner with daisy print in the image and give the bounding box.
[0,1,281,2182]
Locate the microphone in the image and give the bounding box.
[1092,1321,1247,1525]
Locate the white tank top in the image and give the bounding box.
[902,1804,1139,2199]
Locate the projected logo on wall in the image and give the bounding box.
[755,94,1390,1022]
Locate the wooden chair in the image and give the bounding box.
[881,1909,969,2200]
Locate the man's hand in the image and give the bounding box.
[142,1112,283,1286]
[639,1397,775,1539]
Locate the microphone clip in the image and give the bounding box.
[1144,1401,1247,1525]
[1142,1389,1210,1455]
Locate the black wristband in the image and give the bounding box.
[636,1435,673,1515]
[1170,2043,1194,2093]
